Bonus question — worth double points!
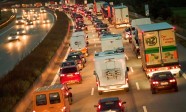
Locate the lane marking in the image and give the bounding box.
[136,82,140,90]
[125,54,129,60]
[183,73,186,79]
[130,67,134,72]
[143,106,148,112]
[51,47,70,85]
[91,88,94,95]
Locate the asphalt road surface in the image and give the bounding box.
[26,14,186,112]
[0,8,54,77]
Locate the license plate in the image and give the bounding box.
[161,82,168,85]
[67,74,73,77]
[110,86,117,89]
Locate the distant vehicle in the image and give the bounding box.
[94,50,129,95]
[42,19,50,24]
[8,32,19,41]
[15,16,24,25]
[25,19,33,25]
[59,64,82,84]
[32,84,72,112]
[16,28,26,35]
[94,97,126,112]
[150,71,178,94]
[100,33,124,52]
[112,5,129,28]
[69,51,86,63]
[95,23,108,32]
[98,29,110,38]
[60,60,81,71]
[76,23,88,30]
[40,7,46,13]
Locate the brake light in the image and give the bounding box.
[60,74,65,77]
[78,60,82,64]
[169,79,176,83]
[75,72,80,75]
[96,81,99,86]
[126,78,129,83]
[119,102,122,107]
[152,81,159,85]
[98,104,101,109]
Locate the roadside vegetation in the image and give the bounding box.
[0,10,13,28]
[0,11,70,112]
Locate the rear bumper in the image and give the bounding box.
[98,83,129,92]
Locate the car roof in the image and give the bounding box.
[100,97,119,103]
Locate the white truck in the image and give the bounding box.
[94,50,129,95]
[100,33,124,52]
[137,22,181,77]
[112,5,129,28]
[130,18,152,58]
[70,31,88,56]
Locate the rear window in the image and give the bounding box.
[36,94,47,106]
[67,55,80,60]
[100,101,120,111]
[61,67,77,74]
[61,62,75,67]
[153,72,173,80]
[49,92,61,104]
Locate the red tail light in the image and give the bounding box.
[96,81,100,86]
[60,74,65,77]
[152,81,159,85]
[169,79,176,83]
[119,102,122,107]
[75,72,80,75]
[98,104,101,109]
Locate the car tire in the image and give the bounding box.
[174,86,178,92]
[151,89,156,94]
[98,91,103,95]
[68,97,73,105]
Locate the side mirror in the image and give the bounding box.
[126,67,129,72]
[93,71,96,75]
[94,105,98,108]
[122,101,126,104]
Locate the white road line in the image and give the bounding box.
[182,73,186,79]
[91,88,94,95]
[136,82,140,90]
[51,47,70,85]
[143,106,148,112]
[130,67,134,72]
[125,54,129,60]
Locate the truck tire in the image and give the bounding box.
[98,91,103,95]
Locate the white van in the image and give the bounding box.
[70,31,88,56]
[93,50,129,95]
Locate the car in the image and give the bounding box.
[66,53,85,70]
[98,30,110,38]
[94,97,126,112]
[42,19,50,24]
[25,19,33,25]
[60,60,80,71]
[95,23,108,32]
[93,19,103,27]
[150,71,178,94]
[59,65,82,84]
[76,23,88,30]
[69,51,86,63]
[75,14,84,23]
[8,32,20,41]
[15,16,25,25]
[16,28,26,35]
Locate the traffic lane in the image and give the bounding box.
[0,10,54,76]
[177,43,186,72]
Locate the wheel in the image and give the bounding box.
[98,91,102,95]
[151,89,156,94]
[68,96,73,105]
[174,86,178,92]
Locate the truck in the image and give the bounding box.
[100,33,124,52]
[137,22,181,78]
[112,5,129,28]
[130,18,152,58]
[70,31,88,56]
[93,50,129,95]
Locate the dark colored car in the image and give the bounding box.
[25,19,33,25]
[94,97,126,112]
[76,23,88,30]
[98,30,110,38]
[69,51,86,63]
[95,23,108,32]
[75,14,84,23]
[150,71,178,94]
[60,60,80,71]
[93,19,103,27]
[66,53,85,70]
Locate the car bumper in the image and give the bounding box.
[98,83,129,92]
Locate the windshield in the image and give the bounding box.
[61,67,77,74]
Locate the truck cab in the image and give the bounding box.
[32,84,72,112]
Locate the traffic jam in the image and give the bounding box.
[32,1,183,112]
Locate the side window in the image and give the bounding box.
[49,92,61,104]
[36,94,47,106]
